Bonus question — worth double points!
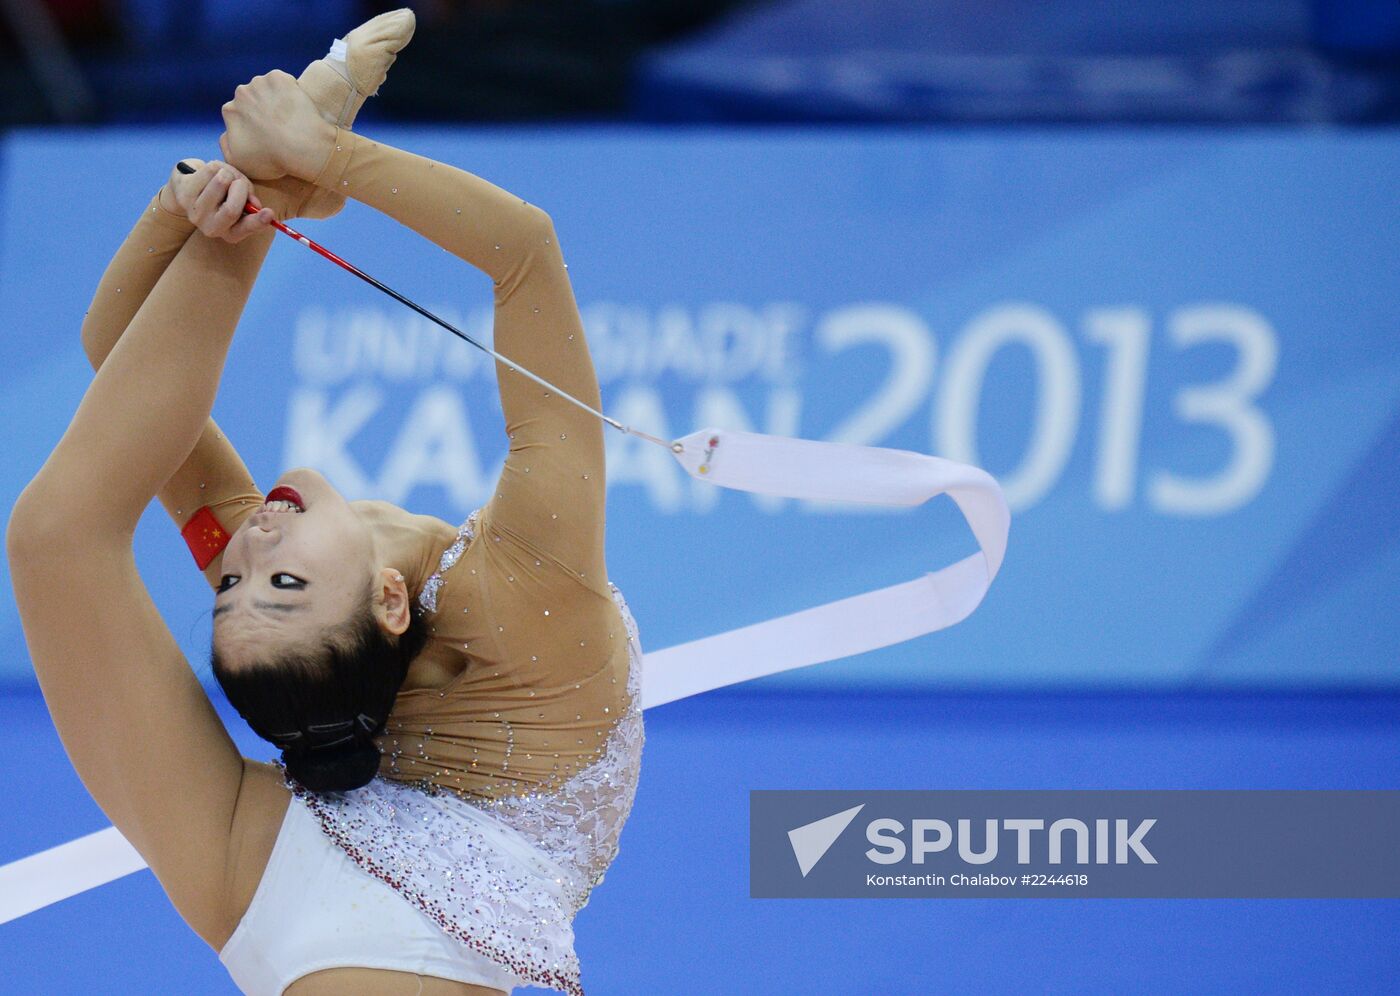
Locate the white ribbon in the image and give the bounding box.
[642,427,1008,707]
[0,426,1007,924]
[0,826,147,924]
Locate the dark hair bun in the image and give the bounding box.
[284,739,382,792]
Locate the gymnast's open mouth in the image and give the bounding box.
[262,486,305,513]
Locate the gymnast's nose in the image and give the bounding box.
[246,514,283,541]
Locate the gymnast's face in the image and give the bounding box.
[212,468,377,664]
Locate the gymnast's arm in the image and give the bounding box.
[6,165,277,944]
[223,74,608,588]
[78,176,273,588]
[312,131,607,584]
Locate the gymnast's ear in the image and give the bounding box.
[371,566,412,637]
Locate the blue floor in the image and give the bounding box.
[2,689,1398,994]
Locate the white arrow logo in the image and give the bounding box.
[787,804,865,877]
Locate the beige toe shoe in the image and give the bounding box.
[273,8,417,221]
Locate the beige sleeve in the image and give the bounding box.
[76,186,311,586]
[309,130,608,592]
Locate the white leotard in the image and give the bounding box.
[219,797,522,995]
[219,582,648,996]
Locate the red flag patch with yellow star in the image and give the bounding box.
[181,506,231,570]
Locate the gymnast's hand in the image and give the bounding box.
[219,70,337,183]
[161,159,276,244]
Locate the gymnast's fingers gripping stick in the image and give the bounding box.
[0,166,1012,924]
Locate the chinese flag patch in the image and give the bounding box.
[182,506,232,570]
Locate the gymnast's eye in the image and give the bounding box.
[271,573,306,589]
[217,575,240,593]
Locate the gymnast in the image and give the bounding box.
[6,9,642,994]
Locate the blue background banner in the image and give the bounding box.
[2,127,1397,690]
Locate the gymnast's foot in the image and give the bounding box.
[301,8,416,129]
[252,8,417,221]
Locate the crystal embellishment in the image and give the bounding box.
[417,508,481,614]
[289,509,645,996]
